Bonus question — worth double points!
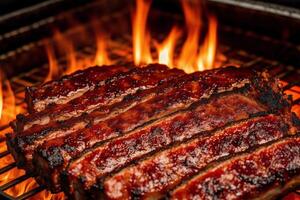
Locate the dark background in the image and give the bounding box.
[0,0,300,16]
[0,0,43,15]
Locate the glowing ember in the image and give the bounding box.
[156,27,181,67]
[0,75,2,119]
[132,0,153,65]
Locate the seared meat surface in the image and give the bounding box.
[6,64,300,200]
[170,136,300,200]
[103,114,294,200]
[14,64,183,132]
[8,64,184,171]
[25,65,131,113]
[33,65,276,192]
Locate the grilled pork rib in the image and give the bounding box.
[6,64,300,200]
[7,64,184,172]
[102,114,295,200]
[37,92,265,193]
[62,91,295,199]
[32,66,284,193]
[169,136,300,200]
[25,65,131,113]
[13,64,183,132]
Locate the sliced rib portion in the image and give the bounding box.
[7,64,184,172]
[60,90,280,197]
[102,114,296,200]
[32,66,280,192]
[25,65,131,113]
[14,64,182,132]
[170,136,300,200]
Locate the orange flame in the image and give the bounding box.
[177,0,202,73]
[0,78,22,129]
[156,27,181,67]
[132,0,153,66]
[45,29,111,80]
[44,42,59,82]
[53,31,78,75]
[0,76,2,120]
[197,15,218,71]
[94,34,111,66]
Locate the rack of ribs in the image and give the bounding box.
[6,64,300,199]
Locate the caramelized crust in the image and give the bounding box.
[25,65,131,113]
[63,93,267,197]
[103,114,293,200]
[170,136,300,200]
[8,65,185,172]
[32,66,278,193]
[15,64,183,132]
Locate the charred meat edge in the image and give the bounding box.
[13,64,183,132]
[169,135,300,200]
[25,65,132,113]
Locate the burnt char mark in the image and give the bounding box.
[292,113,300,128]
[18,64,183,131]
[25,87,34,114]
[253,72,291,113]
[25,65,132,112]
[63,92,267,197]
[169,136,300,200]
[101,114,291,200]
[7,114,91,173]
[5,133,28,171]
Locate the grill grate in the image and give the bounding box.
[0,3,300,199]
[0,36,299,199]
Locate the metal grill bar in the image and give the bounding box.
[16,186,45,200]
[0,174,31,191]
[0,163,16,175]
[0,151,10,158]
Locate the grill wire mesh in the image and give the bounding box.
[0,8,300,200]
